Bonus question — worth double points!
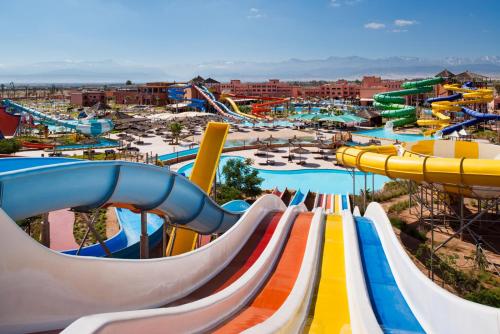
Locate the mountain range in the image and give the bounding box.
[1,56,500,84]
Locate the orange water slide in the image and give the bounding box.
[226,94,287,118]
[212,212,313,333]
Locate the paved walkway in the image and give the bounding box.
[49,209,78,251]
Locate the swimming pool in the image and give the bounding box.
[355,128,430,142]
[56,138,119,150]
[178,156,389,195]
[159,137,314,161]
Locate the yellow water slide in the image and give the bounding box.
[167,122,229,255]
[221,96,260,120]
[417,84,494,135]
[336,140,500,198]
[307,195,351,333]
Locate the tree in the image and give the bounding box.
[169,122,183,144]
[222,158,263,198]
[125,80,133,85]
[0,139,22,154]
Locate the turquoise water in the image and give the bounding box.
[56,138,119,150]
[355,128,429,142]
[178,156,389,195]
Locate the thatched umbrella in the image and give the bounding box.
[256,145,274,162]
[250,138,265,146]
[291,146,310,164]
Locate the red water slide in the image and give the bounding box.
[0,106,20,136]
[228,94,288,118]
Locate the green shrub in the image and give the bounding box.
[465,288,500,308]
[0,138,21,154]
[388,200,410,214]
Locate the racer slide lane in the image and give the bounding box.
[306,195,351,333]
[63,207,301,334]
[360,202,500,334]
[212,211,317,333]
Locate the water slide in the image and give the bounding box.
[0,105,21,136]
[2,99,114,136]
[192,85,244,121]
[354,202,500,333]
[167,121,230,255]
[336,139,500,198]
[289,189,306,206]
[227,94,287,119]
[417,82,497,136]
[0,153,298,333]
[221,95,261,120]
[167,85,206,111]
[374,77,443,128]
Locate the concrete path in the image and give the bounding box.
[49,209,78,251]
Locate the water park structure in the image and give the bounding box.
[374,77,443,128]
[1,108,500,333]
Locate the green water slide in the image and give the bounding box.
[374,77,444,127]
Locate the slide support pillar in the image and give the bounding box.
[41,213,50,248]
[140,211,149,259]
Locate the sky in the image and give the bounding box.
[0,0,499,67]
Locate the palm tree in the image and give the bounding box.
[169,122,183,144]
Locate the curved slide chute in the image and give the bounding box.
[221,95,260,120]
[0,156,288,332]
[2,99,114,136]
[336,140,500,198]
[167,85,206,111]
[192,85,244,121]
[418,82,498,136]
[374,77,443,128]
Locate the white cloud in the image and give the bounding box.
[330,0,361,7]
[394,19,417,27]
[392,29,408,33]
[247,7,264,19]
[364,22,385,30]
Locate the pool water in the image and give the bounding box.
[159,137,314,161]
[355,128,429,142]
[56,138,119,150]
[178,156,388,195]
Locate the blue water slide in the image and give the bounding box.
[2,99,113,136]
[168,86,206,112]
[221,200,251,214]
[63,208,165,258]
[425,93,462,104]
[441,107,500,135]
[198,85,244,120]
[289,189,306,206]
[0,159,241,235]
[341,194,349,210]
[355,216,425,333]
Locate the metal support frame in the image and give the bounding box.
[409,180,500,279]
[140,211,149,259]
[76,210,112,257]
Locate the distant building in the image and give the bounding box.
[358,76,403,106]
[70,91,106,107]
[113,82,178,105]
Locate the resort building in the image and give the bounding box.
[114,82,177,105]
[70,91,106,107]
